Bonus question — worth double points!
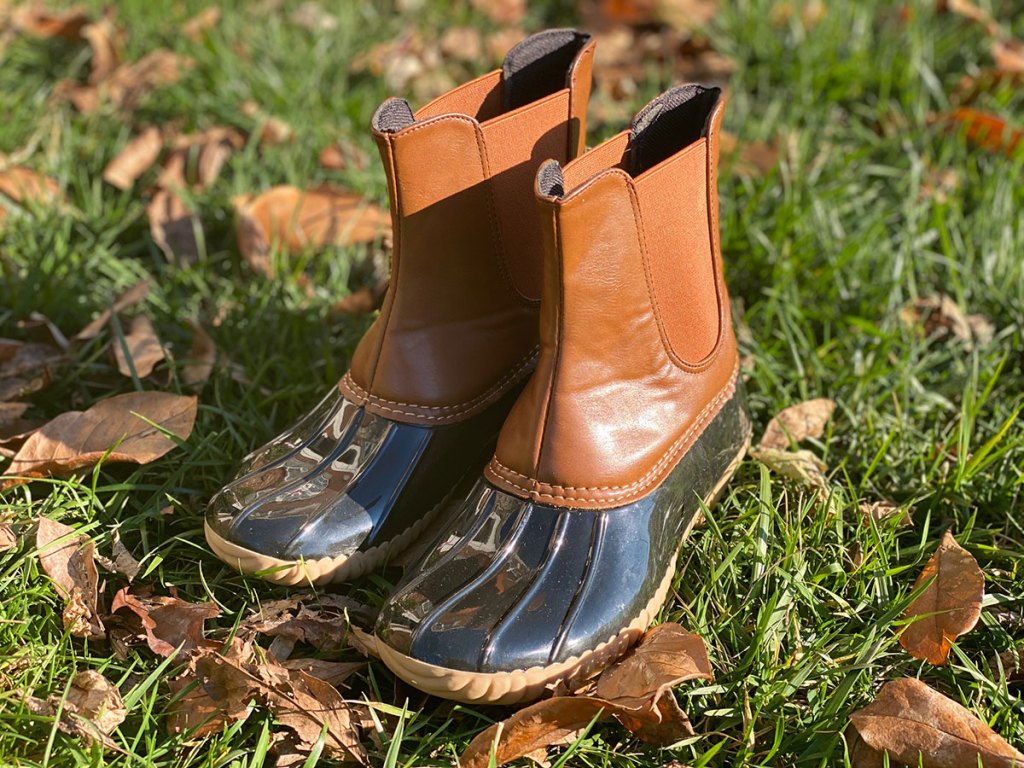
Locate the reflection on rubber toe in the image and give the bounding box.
[374,383,752,703]
[205,386,518,585]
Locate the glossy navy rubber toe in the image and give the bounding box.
[206,385,518,569]
[375,383,751,674]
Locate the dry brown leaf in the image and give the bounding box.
[182,7,221,40]
[936,0,1001,36]
[168,636,367,763]
[234,185,389,277]
[720,130,780,178]
[318,140,369,172]
[0,522,18,552]
[944,107,1022,157]
[147,189,201,265]
[858,501,912,528]
[748,447,828,490]
[440,26,484,63]
[181,320,216,390]
[161,127,245,190]
[289,1,338,32]
[102,127,163,190]
[11,4,90,39]
[471,0,526,24]
[82,17,120,83]
[899,530,984,665]
[35,518,104,639]
[65,671,126,736]
[992,38,1024,74]
[242,593,376,652]
[112,314,165,378]
[899,294,994,351]
[76,281,150,341]
[0,167,61,219]
[277,659,365,686]
[3,391,197,489]
[240,102,294,146]
[95,531,141,581]
[461,697,609,768]
[849,678,1024,767]
[596,624,713,709]
[0,338,66,401]
[69,49,191,114]
[167,636,257,737]
[330,282,388,317]
[111,588,220,658]
[758,398,836,450]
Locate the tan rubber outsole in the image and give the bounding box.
[374,433,751,705]
[204,508,435,586]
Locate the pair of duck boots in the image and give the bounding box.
[205,28,752,705]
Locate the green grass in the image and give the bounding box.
[1,0,1022,765]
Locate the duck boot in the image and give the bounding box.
[205,29,596,586]
[374,85,753,704]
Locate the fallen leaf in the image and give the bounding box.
[945,107,1022,157]
[167,636,257,737]
[11,4,90,39]
[234,185,389,277]
[0,167,61,219]
[992,38,1024,74]
[471,0,525,24]
[102,126,163,190]
[596,624,713,709]
[0,338,66,401]
[936,0,1001,36]
[147,189,201,265]
[0,522,17,552]
[181,320,216,390]
[899,294,994,350]
[440,26,484,63]
[849,678,1024,767]
[68,49,191,114]
[330,283,387,317]
[240,102,294,146]
[65,670,126,737]
[289,1,338,32]
[242,594,376,652]
[273,671,366,763]
[899,530,984,665]
[3,391,197,489]
[858,501,912,528]
[748,447,828,490]
[35,518,104,639]
[461,697,609,768]
[182,7,221,40]
[111,588,220,658]
[95,531,141,581]
[112,314,165,378]
[719,131,780,178]
[160,127,245,190]
[76,280,151,341]
[81,17,120,83]
[276,659,365,686]
[758,398,836,450]
[318,139,369,172]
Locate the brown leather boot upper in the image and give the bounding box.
[486,86,740,509]
[340,30,596,426]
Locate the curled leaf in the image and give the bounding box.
[103,126,163,190]
[111,588,220,658]
[112,314,165,378]
[748,447,828,490]
[35,518,104,639]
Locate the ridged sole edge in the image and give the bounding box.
[204,507,435,586]
[373,432,751,705]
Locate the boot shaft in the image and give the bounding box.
[343,31,595,424]
[488,86,740,509]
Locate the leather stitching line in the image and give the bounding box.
[340,347,538,420]
[488,363,739,501]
